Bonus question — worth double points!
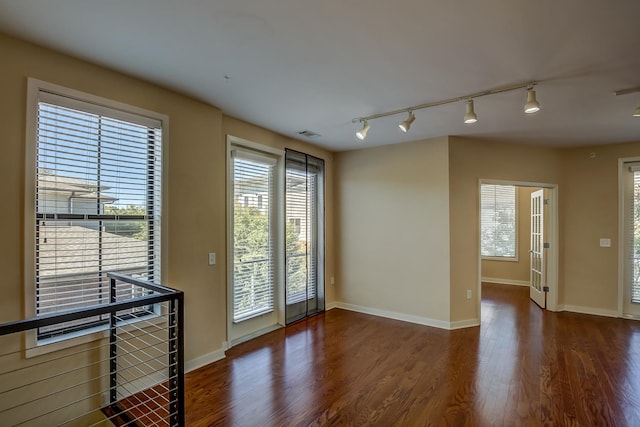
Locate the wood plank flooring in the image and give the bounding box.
[183,283,640,426]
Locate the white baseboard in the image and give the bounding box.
[331,302,478,330]
[482,277,529,287]
[185,347,226,373]
[326,301,338,310]
[558,304,619,318]
[449,318,481,329]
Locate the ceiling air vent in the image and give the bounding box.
[297,130,321,138]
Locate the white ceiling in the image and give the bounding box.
[1,0,639,151]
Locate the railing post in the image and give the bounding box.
[177,293,185,427]
[109,276,117,406]
[168,292,185,426]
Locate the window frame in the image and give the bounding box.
[24,78,169,355]
[226,136,284,330]
[230,147,279,323]
[480,183,519,262]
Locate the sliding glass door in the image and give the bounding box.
[284,149,324,324]
[228,143,326,341]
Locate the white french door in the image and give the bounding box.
[530,189,546,309]
[622,163,640,317]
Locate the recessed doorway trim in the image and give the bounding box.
[478,179,559,316]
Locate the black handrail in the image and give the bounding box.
[107,272,180,295]
[0,272,185,427]
[0,273,183,336]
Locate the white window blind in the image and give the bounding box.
[35,91,162,338]
[232,149,276,322]
[630,166,640,303]
[285,151,323,306]
[480,184,517,258]
[284,149,325,324]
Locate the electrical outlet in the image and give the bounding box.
[466,289,472,299]
[208,252,216,265]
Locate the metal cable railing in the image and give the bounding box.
[0,272,184,426]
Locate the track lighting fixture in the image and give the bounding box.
[464,100,477,124]
[351,81,541,140]
[356,120,370,140]
[524,86,541,114]
[614,86,640,118]
[399,112,416,133]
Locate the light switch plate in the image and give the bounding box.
[599,238,611,248]
[208,252,216,265]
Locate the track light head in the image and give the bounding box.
[464,100,477,124]
[524,87,541,114]
[356,120,370,140]
[399,112,416,133]
[634,105,640,117]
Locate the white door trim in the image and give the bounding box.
[478,179,559,316]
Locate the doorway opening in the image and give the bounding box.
[478,180,559,321]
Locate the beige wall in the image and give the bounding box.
[0,32,226,363]
[559,142,640,313]
[335,137,451,323]
[333,133,640,325]
[481,186,537,283]
[449,137,640,320]
[448,137,562,322]
[0,32,334,382]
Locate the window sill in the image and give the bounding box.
[481,256,519,262]
[25,312,166,358]
[233,307,274,324]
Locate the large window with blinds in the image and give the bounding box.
[231,148,277,322]
[284,149,324,324]
[29,81,163,340]
[480,184,517,258]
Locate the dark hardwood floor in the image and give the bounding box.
[183,283,640,426]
